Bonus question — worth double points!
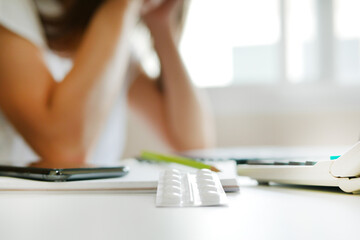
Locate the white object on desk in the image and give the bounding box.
[156,169,228,207]
[237,142,360,193]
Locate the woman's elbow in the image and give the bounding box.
[35,146,88,168]
[31,128,90,168]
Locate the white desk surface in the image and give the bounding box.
[1,147,359,240]
[1,179,359,240]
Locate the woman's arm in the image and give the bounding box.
[129,0,215,151]
[0,0,141,167]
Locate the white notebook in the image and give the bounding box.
[0,158,239,192]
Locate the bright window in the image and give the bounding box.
[180,0,360,87]
[334,0,360,84]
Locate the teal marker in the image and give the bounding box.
[330,155,341,160]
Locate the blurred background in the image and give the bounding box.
[123,0,360,157]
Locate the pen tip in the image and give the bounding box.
[210,166,221,172]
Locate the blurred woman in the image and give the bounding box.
[0,0,215,168]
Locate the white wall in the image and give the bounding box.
[122,85,360,158]
[215,112,360,147]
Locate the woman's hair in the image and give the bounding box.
[35,0,104,52]
[35,0,190,53]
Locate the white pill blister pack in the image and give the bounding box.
[156,169,228,207]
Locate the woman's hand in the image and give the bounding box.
[130,0,215,151]
[142,0,184,32]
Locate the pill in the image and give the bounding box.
[197,174,214,181]
[199,185,218,193]
[163,174,181,182]
[171,174,182,181]
[164,179,181,188]
[166,169,180,175]
[198,169,212,174]
[201,191,221,203]
[164,170,181,178]
[162,192,182,204]
[196,170,212,177]
[197,178,216,186]
[163,185,181,194]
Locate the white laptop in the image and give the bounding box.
[237,142,360,193]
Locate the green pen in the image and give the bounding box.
[140,151,221,172]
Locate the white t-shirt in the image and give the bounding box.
[0,0,130,166]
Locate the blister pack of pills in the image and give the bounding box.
[156,169,228,207]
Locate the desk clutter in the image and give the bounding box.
[0,158,239,193]
[156,169,228,207]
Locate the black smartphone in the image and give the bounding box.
[0,165,129,182]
